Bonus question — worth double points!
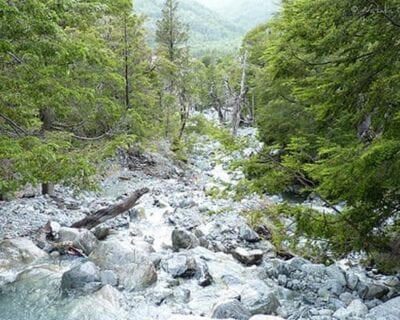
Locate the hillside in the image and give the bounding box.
[134,0,245,55]
[196,0,281,30]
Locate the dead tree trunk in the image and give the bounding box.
[210,84,224,124]
[232,52,248,136]
[70,188,149,229]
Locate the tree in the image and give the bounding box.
[0,0,155,197]
[244,0,400,269]
[155,0,190,139]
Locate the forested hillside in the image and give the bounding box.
[135,0,245,55]
[197,0,281,30]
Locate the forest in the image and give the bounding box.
[0,0,399,319]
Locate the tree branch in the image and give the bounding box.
[0,113,28,136]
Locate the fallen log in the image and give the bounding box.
[70,188,149,230]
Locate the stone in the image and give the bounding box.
[94,227,110,240]
[172,229,199,251]
[58,227,98,255]
[289,257,310,270]
[333,299,368,319]
[249,316,285,320]
[367,296,400,320]
[232,247,263,266]
[212,299,252,320]
[100,270,119,287]
[346,299,369,318]
[346,273,359,290]
[162,253,197,278]
[61,261,102,295]
[239,225,260,243]
[0,238,47,272]
[195,259,213,287]
[179,198,197,208]
[240,281,280,315]
[66,285,128,320]
[364,282,390,300]
[89,239,157,291]
[326,265,346,286]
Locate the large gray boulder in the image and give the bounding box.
[65,285,128,320]
[58,227,98,255]
[89,239,157,291]
[367,296,400,320]
[212,299,252,320]
[172,229,199,251]
[240,281,280,315]
[61,261,101,295]
[0,238,47,273]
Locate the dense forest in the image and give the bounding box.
[1,1,400,315]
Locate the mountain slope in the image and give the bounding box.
[196,0,281,30]
[134,0,245,55]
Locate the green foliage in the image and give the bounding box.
[243,0,400,266]
[0,0,165,195]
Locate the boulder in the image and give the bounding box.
[326,265,347,286]
[100,270,119,287]
[58,227,98,255]
[65,285,128,320]
[240,281,280,315]
[232,248,263,266]
[239,225,260,243]
[333,299,368,319]
[0,238,47,272]
[212,299,252,320]
[172,229,199,251]
[367,296,400,320]
[162,253,197,278]
[61,261,102,295]
[89,239,157,291]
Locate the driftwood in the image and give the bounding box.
[70,188,149,229]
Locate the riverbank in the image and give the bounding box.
[0,118,399,320]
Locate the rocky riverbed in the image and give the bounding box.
[0,118,399,320]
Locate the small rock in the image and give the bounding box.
[212,299,252,320]
[239,225,260,243]
[249,316,285,320]
[240,281,280,315]
[195,259,213,287]
[172,229,199,251]
[162,253,197,278]
[93,227,110,240]
[346,273,359,290]
[232,247,263,266]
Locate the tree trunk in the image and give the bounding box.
[42,183,55,197]
[124,16,130,109]
[232,52,248,136]
[40,108,55,196]
[70,188,149,229]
